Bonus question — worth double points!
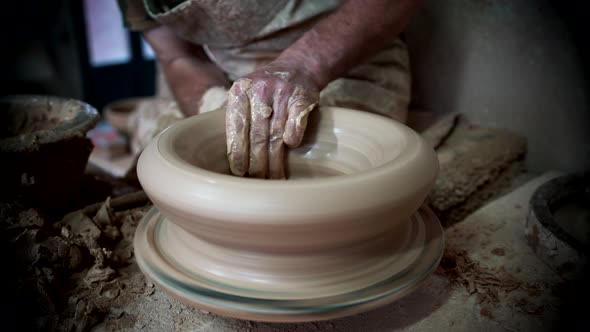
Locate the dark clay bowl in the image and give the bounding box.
[0,95,99,209]
[527,173,589,279]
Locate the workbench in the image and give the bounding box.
[77,173,578,331]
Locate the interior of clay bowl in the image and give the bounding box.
[0,98,75,137]
[174,109,409,178]
[137,107,439,253]
[0,95,99,151]
[530,173,590,252]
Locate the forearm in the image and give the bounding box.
[276,0,422,89]
[144,26,229,115]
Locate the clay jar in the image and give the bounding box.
[137,106,439,297]
[0,95,99,210]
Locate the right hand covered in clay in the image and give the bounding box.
[225,61,320,179]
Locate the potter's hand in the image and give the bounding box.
[226,62,319,179]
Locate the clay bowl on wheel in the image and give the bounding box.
[135,106,441,320]
[138,106,438,250]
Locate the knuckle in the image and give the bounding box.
[252,105,272,119]
[269,133,283,145]
[230,78,252,95]
[250,132,267,145]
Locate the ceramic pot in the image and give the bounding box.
[137,106,439,298]
[0,95,99,209]
[103,97,150,134]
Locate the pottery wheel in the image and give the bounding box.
[134,206,444,322]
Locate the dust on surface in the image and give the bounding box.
[491,247,505,256]
[435,244,552,320]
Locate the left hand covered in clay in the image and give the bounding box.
[225,61,320,179]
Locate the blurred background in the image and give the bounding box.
[2,0,589,174]
[2,0,156,112]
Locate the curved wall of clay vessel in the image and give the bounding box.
[137,107,439,253]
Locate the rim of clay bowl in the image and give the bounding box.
[0,94,100,152]
[138,107,439,222]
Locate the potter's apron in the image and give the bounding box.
[119,0,412,153]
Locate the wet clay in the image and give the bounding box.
[134,106,441,320]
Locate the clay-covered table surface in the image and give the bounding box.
[112,173,580,332]
[5,172,585,331]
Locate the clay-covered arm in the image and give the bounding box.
[144,26,229,116]
[275,0,422,89]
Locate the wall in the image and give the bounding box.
[3,1,83,99]
[406,0,590,173]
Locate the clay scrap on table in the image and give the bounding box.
[421,113,527,226]
[2,192,151,331]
